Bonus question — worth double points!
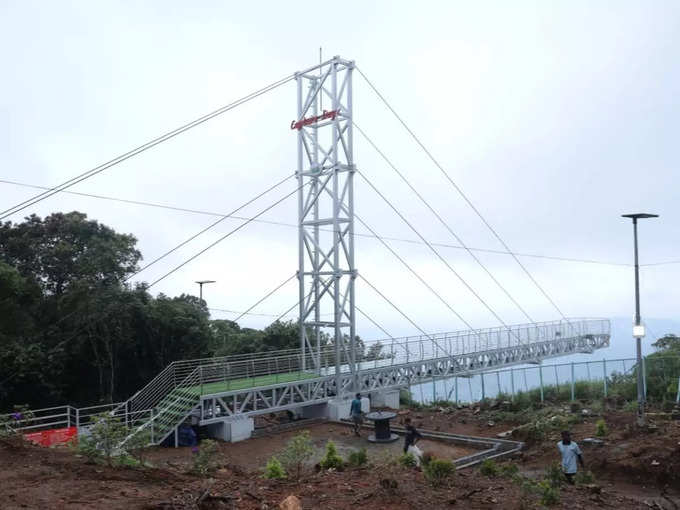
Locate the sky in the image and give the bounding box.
[1,1,679,349]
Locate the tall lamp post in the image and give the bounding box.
[195,280,216,302]
[621,213,658,427]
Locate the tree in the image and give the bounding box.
[0,212,141,295]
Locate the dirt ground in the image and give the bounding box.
[1,406,679,509]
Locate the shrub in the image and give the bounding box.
[279,431,315,481]
[545,462,563,488]
[574,470,595,485]
[78,413,127,466]
[348,448,368,467]
[479,458,500,477]
[500,463,520,479]
[124,428,151,467]
[320,440,344,470]
[595,419,608,437]
[191,439,219,476]
[399,452,417,468]
[0,405,34,445]
[423,458,455,487]
[263,457,286,479]
[538,480,560,506]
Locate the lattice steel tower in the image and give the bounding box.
[294,56,356,393]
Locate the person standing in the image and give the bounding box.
[403,417,422,454]
[557,430,584,484]
[350,393,364,437]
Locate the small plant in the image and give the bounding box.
[595,419,608,437]
[279,430,315,481]
[399,452,417,468]
[0,405,34,446]
[500,463,520,479]
[191,439,219,476]
[320,440,344,470]
[347,448,368,467]
[537,480,560,506]
[479,458,500,477]
[263,456,286,479]
[545,462,563,488]
[78,413,127,466]
[124,428,151,467]
[574,470,595,485]
[423,458,456,487]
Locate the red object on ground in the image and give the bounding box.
[24,426,77,447]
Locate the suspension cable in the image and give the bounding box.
[358,170,520,338]
[0,73,295,220]
[0,179,635,267]
[354,121,534,323]
[148,183,306,287]
[355,212,477,333]
[232,274,297,323]
[128,174,294,280]
[356,67,569,320]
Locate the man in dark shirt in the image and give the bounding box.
[403,417,422,454]
[350,393,363,436]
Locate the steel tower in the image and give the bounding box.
[294,56,356,393]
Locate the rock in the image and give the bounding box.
[581,438,605,446]
[473,407,480,414]
[487,421,495,427]
[497,430,514,439]
[651,460,660,466]
[584,484,602,494]
[581,409,591,416]
[279,495,302,510]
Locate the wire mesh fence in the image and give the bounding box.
[409,355,680,408]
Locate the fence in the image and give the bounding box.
[410,355,680,406]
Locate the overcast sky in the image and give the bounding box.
[1,1,678,343]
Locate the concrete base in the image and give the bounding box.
[371,390,400,409]
[205,416,254,443]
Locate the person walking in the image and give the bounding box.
[557,430,584,484]
[350,393,364,437]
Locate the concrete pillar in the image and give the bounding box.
[205,416,254,443]
[371,390,399,409]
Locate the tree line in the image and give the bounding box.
[0,212,381,411]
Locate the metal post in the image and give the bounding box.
[496,371,501,398]
[481,373,486,401]
[455,377,459,406]
[570,362,575,401]
[539,366,544,402]
[642,357,647,399]
[432,376,436,402]
[467,377,473,404]
[603,359,608,398]
[676,376,680,404]
[633,218,645,425]
[510,368,515,400]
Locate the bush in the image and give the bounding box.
[279,431,315,481]
[320,440,344,470]
[595,419,608,437]
[423,458,455,487]
[124,428,151,467]
[545,462,563,488]
[399,389,422,408]
[191,439,219,476]
[399,452,417,468]
[538,480,560,506]
[574,470,594,485]
[479,459,500,477]
[347,448,368,467]
[500,463,520,479]
[263,457,286,479]
[78,413,127,466]
[0,405,34,445]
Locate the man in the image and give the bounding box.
[350,393,363,437]
[557,430,584,484]
[403,417,422,454]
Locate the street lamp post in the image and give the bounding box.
[195,280,216,302]
[622,213,658,427]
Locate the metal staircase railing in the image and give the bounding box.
[119,367,203,448]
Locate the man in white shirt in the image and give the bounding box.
[557,430,584,484]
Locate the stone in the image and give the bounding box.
[581,438,605,446]
[279,495,302,510]
[497,430,513,439]
[487,421,495,427]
